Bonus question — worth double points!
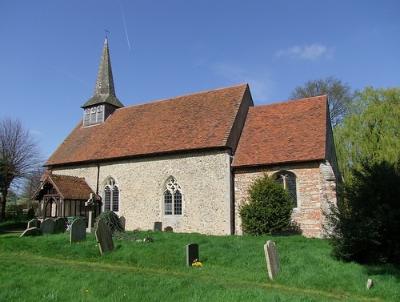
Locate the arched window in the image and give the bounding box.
[273,171,297,208]
[164,177,182,216]
[103,177,119,213]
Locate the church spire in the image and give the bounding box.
[81,38,124,109]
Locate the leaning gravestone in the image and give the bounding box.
[70,218,86,243]
[95,219,114,254]
[186,243,199,267]
[264,240,280,280]
[40,218,55,234]
[20,227,42,237]
[154,221,162,232]
[54,217,66,233]
[27,218,40,229]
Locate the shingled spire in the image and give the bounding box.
[81,38,124,109]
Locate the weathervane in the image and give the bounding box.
[104,29,110,39]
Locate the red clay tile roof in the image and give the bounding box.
[48,174,94,200]
[35,173,94,200]
[46,84,249,166]
[232,95,328,168]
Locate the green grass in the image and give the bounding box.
[0,231,399,301]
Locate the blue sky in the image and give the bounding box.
[0,0,399,159]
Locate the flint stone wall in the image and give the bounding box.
[52,150,232,235]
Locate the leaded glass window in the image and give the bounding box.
[103,177,119,213]
[273,171,297,208]
[164,177,183,216]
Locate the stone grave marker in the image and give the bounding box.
[366,279,374,289]
[164,226,173,232]
[27,218,40,229]
[95,219,114,254]
[154,221,162,232]
[264,240,280,280]
[186,243,199,267]
[70,218,86,243]
[40,218,55,234]
[54,217,66,233]
[20,227,42,237]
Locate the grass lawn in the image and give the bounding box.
[0,230,399,302]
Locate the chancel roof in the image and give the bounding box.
[232,95,329,168]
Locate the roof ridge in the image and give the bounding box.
[254,94,327,109]
[116,83,248,111]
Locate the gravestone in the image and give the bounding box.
[27,218,40,229]
[264,240,280,280]
[95,219,114,254]
[54,217,66,233]
[70,218,86,243]
[366,279,374,289]
[20,227,41,237]
[186,243,199,267]
[154,222,162,232]
[164,226,173,232]
[40,218,55,234]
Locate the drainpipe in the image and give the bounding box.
[96,163,100,195]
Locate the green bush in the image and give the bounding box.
[328,160,400,264]
[239,174,293,235]
[94,211,124,234]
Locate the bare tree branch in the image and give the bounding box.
[0,118,41,220]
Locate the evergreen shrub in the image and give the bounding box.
[239,174,293,235]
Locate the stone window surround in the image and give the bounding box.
[103,176,120,214]
[162,176,183,217]
[271,170,299,210]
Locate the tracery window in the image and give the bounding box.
[104,177,119,213]
[273,171,297,208]
[164,177,182,215]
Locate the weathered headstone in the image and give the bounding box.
[40,218,55,234]
[54,217,66,233]
[366,279,374,289]
[154,221,162,231]
[164,226,173,232]
[20,227,42,237]
[186,243,199,267]
[70,218,86,243]
[27,218,40,229]
[264,240,280,280]
[95,219,114,254]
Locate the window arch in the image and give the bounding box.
[163,177,182,215]
[103,177,119,213]
[273,171,297,208]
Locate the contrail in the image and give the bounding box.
[119,0,132,51]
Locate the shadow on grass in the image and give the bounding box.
[0,220,27,234]
[364,263,400,280]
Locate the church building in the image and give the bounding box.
[35,39,339,238]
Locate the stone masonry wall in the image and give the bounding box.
[52,150,232,235]
[234,161,337,238]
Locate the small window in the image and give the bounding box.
[273,171,297,208]
[103,177,119,213]
[112,186,119,212]
[163,177,182,216]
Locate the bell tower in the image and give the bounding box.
[81,38,124,127]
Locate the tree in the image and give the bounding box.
[334,87,400,181]
[239,174,293,235]
[291,77,353,126]
[0,118,40,221]
[328,159,400,264]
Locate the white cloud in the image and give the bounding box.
[30,129,43,136]
[212,63,273,101]
[276,43,333,60]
